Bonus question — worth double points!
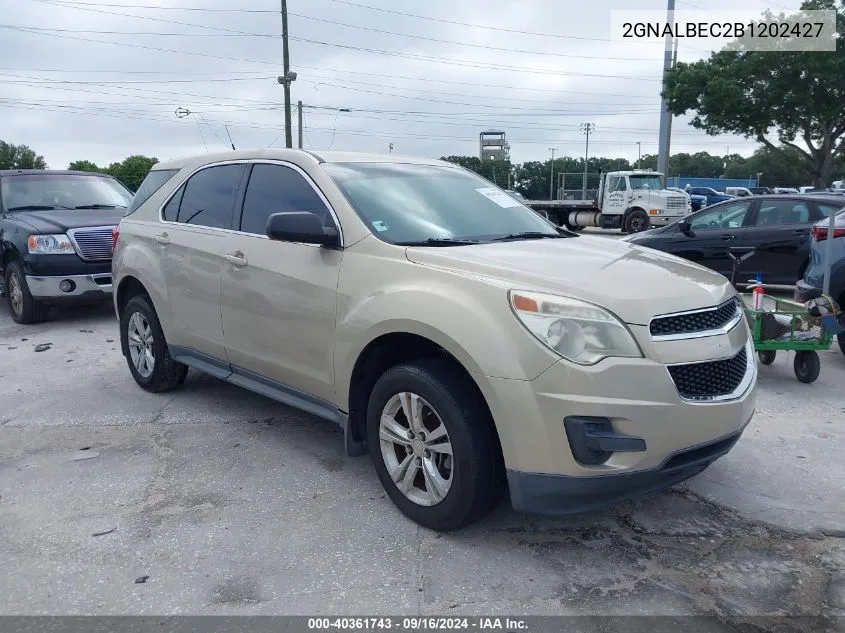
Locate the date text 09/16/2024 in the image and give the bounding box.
[621,21,826,39]
[307,618,528,631]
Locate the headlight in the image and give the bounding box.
[509,290,642,365]
[27,234,75,254]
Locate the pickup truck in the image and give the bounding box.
[0,169,133,323]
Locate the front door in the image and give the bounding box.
[157,163,246,361]
[220,162,342,403]
[668,200,753,279]
[738,199,818,285]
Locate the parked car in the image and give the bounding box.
[725,187,753,197]
[794,207,845,355]
[684,186,734,207]
[749,187,773,195]
[113,149,757,531]
[668,187,706,211]
[773,187,799,194]
[0,169,134,323]
[622,194,843,286]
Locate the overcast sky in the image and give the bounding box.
[2,0,804,170]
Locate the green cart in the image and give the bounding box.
[740,293,833,384]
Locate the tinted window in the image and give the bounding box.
[162,184,185,222]
[239,164,331,235]
[754,201,810,226]
[125,169,179,216]
[818,203,845,218]
[177,164,245,229]
[322,162,557,244]
[688,202,750,231]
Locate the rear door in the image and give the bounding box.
[737,198,819,285]
[669,200,753,278]
[157,162,247,361]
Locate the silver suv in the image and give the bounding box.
[113,149,757,531]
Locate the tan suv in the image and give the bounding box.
[112,149,757,531]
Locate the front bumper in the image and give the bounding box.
[474,323,757,515]
[26,273,112,304]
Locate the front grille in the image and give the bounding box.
[665,196,688,209]
[650,298,739,337]
[70,227,115,261]
[667,346,748,401]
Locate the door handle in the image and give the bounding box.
[224,251,248,267]
[721,234,735,241]
[793,230,807,236]
[154,232,170,245]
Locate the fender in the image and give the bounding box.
[112,220,173,331]
[333,280,559,410]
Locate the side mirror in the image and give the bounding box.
[266,211,340,248]
[679,218,694,236]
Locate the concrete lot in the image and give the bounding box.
[1,286,844,620]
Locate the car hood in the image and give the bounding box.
[404,236,734,325]
[9,209,123,233]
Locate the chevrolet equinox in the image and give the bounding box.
[112,150,757,531]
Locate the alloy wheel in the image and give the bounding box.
[127,311,155,378]
[379,392,453,507]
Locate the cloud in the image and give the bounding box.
[1,0,797,169]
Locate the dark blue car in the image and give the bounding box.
[685,186,734,207]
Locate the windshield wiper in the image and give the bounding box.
[491,231,567,242]
[74,204,126,209]
[395,238,480,246]
[6,204,71,211]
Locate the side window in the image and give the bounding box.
[239,163,331,235]
[818,203,845,218]
[689,202,750,231]
[125,169,179,217]
[162,184,185,222]
[177,164,245,229]
[754,201,810,226]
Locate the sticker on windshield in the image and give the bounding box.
[476,187,521,208]
[372,220,389,232]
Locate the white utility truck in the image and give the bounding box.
[525,170,691,233]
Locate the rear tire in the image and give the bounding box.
[794,351,820,384]
[837,333,844,356]
[366,358,504,531]
[120,294,188,392]
[758,350,776,365]
[4,260,48,325]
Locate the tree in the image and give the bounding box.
[0,140,47,169]
[440,155,513,188]
[66,155,158,191]
[68,160,104,173]
[663,0,845,187]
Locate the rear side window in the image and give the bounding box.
[125,169,179,216]
[162,184,185,222]
[239,164,331,235]
[818,203,845,218]
[174,164,245,229]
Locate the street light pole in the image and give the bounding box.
[297,100,303,149]
[656,0,676,186]
[549,147,557,200]
[637,141,642,169]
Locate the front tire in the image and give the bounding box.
[794,351,820,384]
[120,294,188,392]
[4,260,48,324]
[366,359,503,531]
[624,209,651,234]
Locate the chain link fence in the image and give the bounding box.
[555,172,602,201]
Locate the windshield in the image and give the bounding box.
[629,174,663,190]
[322,162,558,244]
[1,174,132,211]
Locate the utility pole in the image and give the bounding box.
[580,122,595,199]
[549,147,557,200]
[297,100,303,149]
[636,141,642,169]
[656,0,676,187]
[277,0,296,149]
